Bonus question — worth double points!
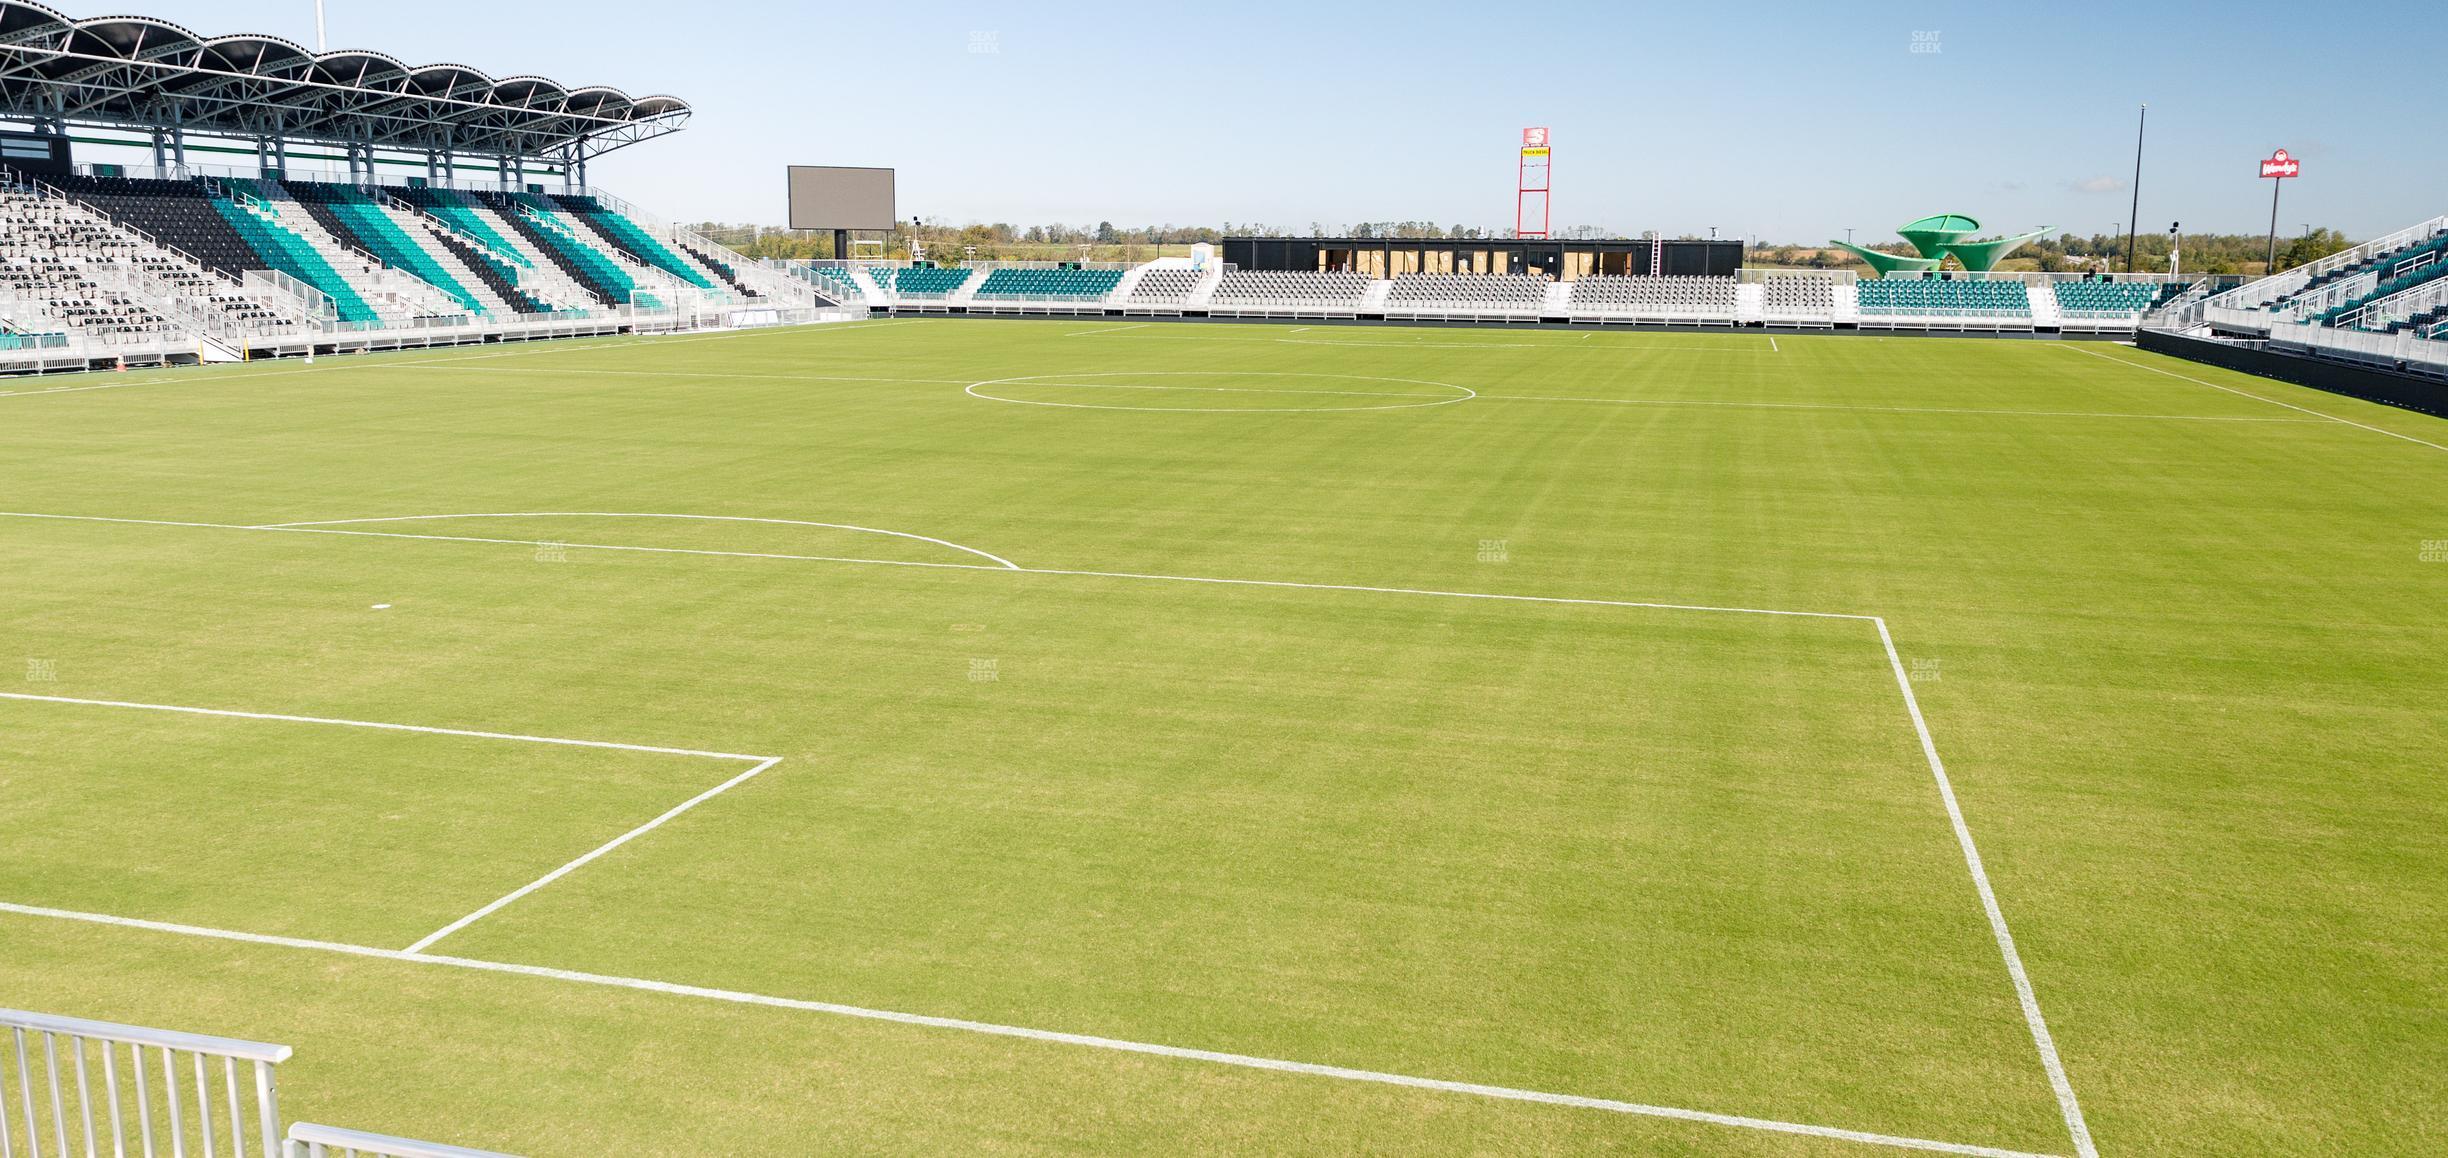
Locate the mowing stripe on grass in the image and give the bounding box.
[0,900,2071,1158]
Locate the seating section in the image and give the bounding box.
[1568,275,1736,315]
[1386,273,1546,311]
[551,194,725,294]
[212,197,383,323]
[459,190,637,307]
[973,267,1123,300]
[289,182,492,315]
[47,175,266,282]
[1762,275,1837,316]
[1127,267,1202,304]
[2050,281,2158,316]
[1855,278,2030,316]
[806,265,865,299]
[876,266,974,296]
[1208,271,1369,307]
[2319,240,2448,327]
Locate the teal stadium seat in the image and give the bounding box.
[2049,281,2157,316]
[1855,278,2030,317]
[973,267,1123,300]
[876,266,974,296]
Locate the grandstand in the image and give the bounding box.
[0,1,836,373]
[2182,213,2448,381]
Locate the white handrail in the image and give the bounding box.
[2,1006,290,1158]
[285,1123,518,1158]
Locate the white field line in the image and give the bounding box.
[404,755,783,954]
[968,371,1476,414]
[0,320,929,402]
[0,365,323,399]
[2059,342,2448,453]
[1062,330,1774,352]
[0,511,2091,1151]
[383,364,973,386]
[1771,336,1780,353]
[1472,393,2327,423]
[0,900,2066,1158]
[1873,620,2096,1158]
[246,512,1022,570]
[0,691,783,951]
[0,511,1868,622]
[982,380,1462,399]
[1063,323,1148,336]
[0,691,766,761]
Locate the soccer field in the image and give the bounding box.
[2,319,2443,1156]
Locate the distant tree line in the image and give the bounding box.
[691,217,2361,276]
[1745,228,2356,276]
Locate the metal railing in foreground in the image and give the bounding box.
[284,1123,515,1158]
[0,1006,516,1158]
[1,1005,289,1158]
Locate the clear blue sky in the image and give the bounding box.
[75,0,2448,240]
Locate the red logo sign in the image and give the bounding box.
[2259,149,2300,179]
[1522,127,1550,148]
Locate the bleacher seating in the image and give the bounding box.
[1855,277,2030,317]
[1385,273,1546,312]
[876,266,974,296]
[1762,275,1837,317]
[289,182,495,316]
[551,194,731,295]
[2050,280,2158,316]
[1567,275,1736,316]
[972,267,1124,300]
[453,189,636,307]
[2319,239,2448,327]
[0,183,302,341]
[1126,267,1202,304]
[1208,271,1369,308]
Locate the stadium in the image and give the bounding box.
[0,3,2442,1156]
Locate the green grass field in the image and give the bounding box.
[2,319,2443,1156]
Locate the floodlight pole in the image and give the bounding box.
[2124,103,2145,273]
[314,1,326,51]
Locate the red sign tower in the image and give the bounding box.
[1516,128,1551,239]
[2260,148,2301,272]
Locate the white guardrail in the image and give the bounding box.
[283,1124,515,1158]
[0,1007,514,1158]
[1,1005,289,1158]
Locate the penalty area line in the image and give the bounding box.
[0,901,2068,1158]
[1874,619,2096,1158]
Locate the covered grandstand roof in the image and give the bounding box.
[0,2,687,158]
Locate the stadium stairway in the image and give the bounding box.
[549,193,723,296]
[287,182,507,317]
[441,190,634,308]
[393,187,597,311]
[212,188,387,324]
[2026,284,2063,328]
[500,192,669,307]
[226,180,475,323]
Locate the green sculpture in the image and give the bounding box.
[1831,214,2051,274]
